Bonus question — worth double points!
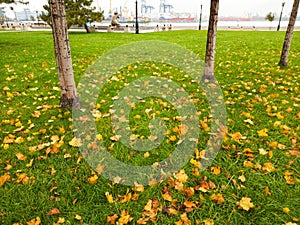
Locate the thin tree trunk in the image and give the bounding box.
[278,0,300,67]
[49,0,79,108]
[84,23,91,33]
[202,0,219,82]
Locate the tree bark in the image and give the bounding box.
[202,0,219,82]
[49,0,79,108]
[278,0,300,67]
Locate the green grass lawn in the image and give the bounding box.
[0,30,299,225]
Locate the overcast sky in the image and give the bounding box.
[1,0,295,18]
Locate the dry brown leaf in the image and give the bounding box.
[46,208,61,216]
[288,150,300,157]
[183,187,195,198]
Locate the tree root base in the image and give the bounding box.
[60,95,80,109]
[201,74,216,83]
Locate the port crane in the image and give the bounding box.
[141,0,155,14]
[159,0,173,13]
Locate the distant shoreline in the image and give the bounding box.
[1,20,300,32]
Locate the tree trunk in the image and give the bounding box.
[202,0,219,82]
[84,23,91,33]
[49,0,79,108]
[278,0,300,67]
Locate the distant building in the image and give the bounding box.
[0,7,5,24]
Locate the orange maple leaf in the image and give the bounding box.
[46,208,61,216]
[87,174,98,184]
[211,193,225,204]
[16,173,29,184]
[107,214,118,224]
[0,174,10,186]
[16,152,27,161]
[162,192,173,202]
[211,166,221,175]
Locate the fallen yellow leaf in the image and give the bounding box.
[16,152,27,161]
[144,152,150,158]
[257,128,268,137]
[105,192,114,203]
[132,184,145,192]
[211,166,221,175]
[69,137,81,147]
[174,169,188,183]
[237,197,254,211]
[162,192,173,202]
[117,210,133,225]
[262,162,276,173]
[26,216,41,225]
[211,193,225,204]
[16,173,29,184]
[203,219,214,225]
[87,174,98,184]
[53,217,65,225]
[283,207,290,214]
[74,215,82,221]
[238,174,246,182]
